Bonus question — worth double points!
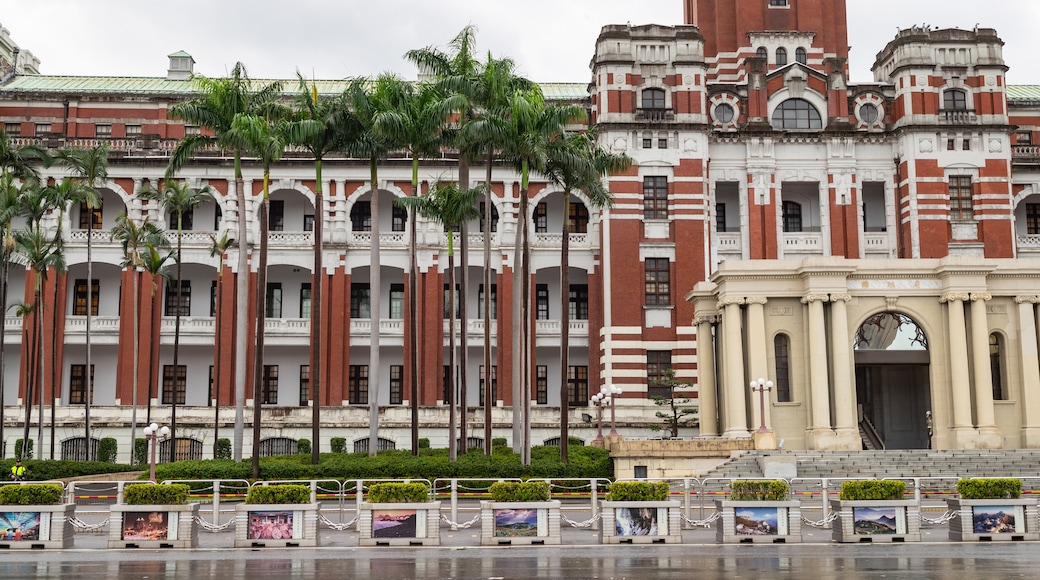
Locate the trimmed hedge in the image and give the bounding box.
[2,459,136,482]
[216,438,232,460]
[297,438,311,456]
[368,482,431,503]
[606,481,670,502]
[330,438,346,454]
[98,438,118,463]
[124,483,190,505]
[134,438,148,465]
[0,483,63,505]
[489,481,551,502]
[246,484,311,504]
[839,480,906,501]
[956,478,1022,499]
[730,479,790,501]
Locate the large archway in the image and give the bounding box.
[853,312,931,449]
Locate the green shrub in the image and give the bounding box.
[839,480,906,501]
[97,438,118,463]
[489,481,551,502]
[216,438,232,460]
[0,483,63,505]
[492,438,507,447]
[134,438,148,465]
[956,478,1022,499]
[730,479,790,501]
[330,438,346,454]
[605,481,670,502]
[14,439,32,460]
[297,438,311,455]
[124,483,189,505]
[418,438,431,449]
[246,484,311,504]
[367,482,431,503]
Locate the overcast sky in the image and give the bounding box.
[4,1,1040,84]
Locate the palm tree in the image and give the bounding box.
[0,173,29,458]
[110,211,166,462]
[139,179,214,462]
[56,145,108,460]
[207,230,234,459]
[167,63,283,461]
[0,130,47,181]
[140,244,174,429]
[225,112,288,477]
[380,79,462,456]
[544,130,632,461]
[282,74,355,463]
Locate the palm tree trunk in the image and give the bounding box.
[36,275,44,453]
[459,222,468,453]
[368,159,382,457]
[131,266,139,463]
[310,160,323,464]
[170,217,184,463]
[85,217,93,459]
[560,191,571,463]
[212,267,222,458]
[49,272,61,459]
[251,175,270,478]
[21,279,40,460]
[408,159,420,456]
[519,164,532,465]
[483,154,493,455]
[447,235,457,462]
[0,246,8,459]
[233,162,248,462]
[146,278,157,427]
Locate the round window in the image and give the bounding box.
[859,103,879,124]
[715,103,735,124]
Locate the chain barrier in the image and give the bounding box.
[561,511,601,528]
[69,516,109,533]
[194,515,236,532]
[440,513,481,530]
[800,511,839,528]
[920,509,958,526]
[680,511,720,528]
[317,512,358,531]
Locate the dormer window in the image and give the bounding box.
[776,48,788,66]
[167,51,195,81]
[795,48,807,65]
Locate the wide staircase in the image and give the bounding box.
[699,449,1040,480]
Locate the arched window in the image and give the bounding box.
[782,200,803,232]
[771,99,823,130]
[642,88,666,110]
[944,89,968,110]
[795,47,807,65]
[774,334,792,402]
[756,47,768,59]
[776,47,788,66]
[990,333,1007,400]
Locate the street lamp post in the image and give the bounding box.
[143,422,170,482]
[750,378,773,433]
[591,392,610,443]
[602,384,623,437]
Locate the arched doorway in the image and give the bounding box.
[854,312,931,449]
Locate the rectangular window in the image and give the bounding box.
[300,283,311,319]
[479,365,498,406]
[769,0,788,5]
[643,176,669,220]
[299,365,310,406]
[208,365,214,406]
[210,281,217,317]
[352,201,371,231]
[646,351,672,399]
[479,202,498,232]
[567,365,589,406]
[775,335,792,402]
[78,201,102,230]
[1017,131,1033,146]
[184,125,201,136]
[351,283,370,318]
[644,258,670,306]
[266,283,282,318]
[303,214,314,232]
[69,364,94,404]
[389,283,404,320]
[162,364,187,405]
[536,284,549,320]
[125,124,142,136]
[643,137,652,149]
[392,205,407,232]
[3,123,20,136]
[164,280,190,316]
[262,365,278,405]
[536,365,548,405]
[168,208,194,231]
[658,137,668,149]
[349,365,369,404]
[569,284,589,320]
[478,284,497,319]
[1027,204,1040,235]
[73,279,100,316]
[716,203,727,232]
[390,365,403,405]
[534,202,548,233]
[34,123,50,136]
[443,284,460,319]
[94,124,111,137]
[569,202,589,234]
[269,200,284,232]
[443,365,452,403]
[949,176,973,220]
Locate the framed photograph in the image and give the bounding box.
[0,512,41,542]
[971,505,1022,534]
[121,511,170,541]
[852,507,901,535]
[373,509,420,538]
[614,507,659,537]
[494,508,540,537]
[248,510,295,540]
[734,506,783,536]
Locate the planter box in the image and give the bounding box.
[0,504,75,549]
[947,498,1039,542]
[830,500,920,543]
[479,500,561,545]
[715,500,802,544]
[109,503,199,549]
[599,500,682,544]
[359,501,441,546]
[234,503,320,548]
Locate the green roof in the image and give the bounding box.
[1008,85,1040,104]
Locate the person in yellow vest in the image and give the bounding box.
[10,461,25,482]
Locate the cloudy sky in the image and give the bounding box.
[4,0,1040,84]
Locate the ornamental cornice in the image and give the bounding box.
[940,292,971,304]
[1015,296,1040,305]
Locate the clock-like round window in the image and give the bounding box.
[859,103,879,124]
[715,103,735,124]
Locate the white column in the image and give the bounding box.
[721,298,749,437]
[746,297,769,430]
[803,294,832,436]
[831,294,857,437]
[1017,297,1040,447]
[969,293,996,430]
[943,293,975,438]
[695,315,719,437]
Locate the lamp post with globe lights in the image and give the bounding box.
[143,422,170,482]
[602,384,623,438]
[750,378,773,433]
[590,391,611,443]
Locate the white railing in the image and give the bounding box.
[349,319,405,335]
[4,316,22,333]
[350,232,408,248]
[715,232,742,251]
[166,231,218,246]
[264,318,310,334]
[534,319,590,336]
[532,232,590,248]
[783,232,823,252]
[268,231,314,246]
[1019,235,1040,250]
[64,316,120,333]
[67,229,116,244]
[160,317,216,334]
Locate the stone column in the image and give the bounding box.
[830,294,859,448]
[803,294,833,447]
[745,297,769,431]
[695,314,719,437]
[1017,297,1040,447]
[721,298,749,438]
[943,292,976,447]
[970,293,1001,447]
